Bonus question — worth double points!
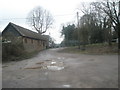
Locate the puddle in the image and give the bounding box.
[62,84,71,88]
[47,66,64,71]
[25,66,45,69]
[24,60,64,71]
[51,61,56,64]
[47,60,64,71]
[57,57,61,60]
[45,72,48,75]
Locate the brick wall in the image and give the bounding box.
[22,37,46,52]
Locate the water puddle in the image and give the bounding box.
[47,66,64,71]
[57,57,61,60]
[25,66,46,69]
[62,84,71,88]
[51,61,56,65]
[24,59,64,71]
[44,72,48,75]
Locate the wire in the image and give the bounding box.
[0,18,27,21]
[0,14,75,21]
[53,13,74,17]
[0,13,75,21]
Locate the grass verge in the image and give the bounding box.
[58,43,118,55]
[2,50,40,63]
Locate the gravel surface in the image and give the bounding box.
[2,48,118,88]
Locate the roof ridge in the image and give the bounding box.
[9,22,46,40]
[10,22,38,34]
[9,22,25,36]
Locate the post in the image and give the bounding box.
[77,12,80,49]
[118,1,120,49]
[119,1,120,88]
[118,1,120,26]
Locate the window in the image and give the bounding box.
[37,40,39,45]
[39,40,41,45]
[43,41,45,46]
[24,38,27,43]
[31,39,33,43]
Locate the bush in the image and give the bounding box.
[2,42,25,62]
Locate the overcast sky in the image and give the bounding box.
[0,0,96,44]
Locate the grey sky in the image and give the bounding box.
[0,0,96,44]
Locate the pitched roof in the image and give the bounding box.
[8,22,46,40]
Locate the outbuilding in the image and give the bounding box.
[2,22,47,52]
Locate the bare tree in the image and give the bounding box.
[92,0,120,33]
[91,0,120,47]
[27,6,54,34]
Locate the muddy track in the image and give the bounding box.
[2,48,118,88]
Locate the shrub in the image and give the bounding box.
[2,42,25,62]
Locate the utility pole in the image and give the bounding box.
[119,1,120,17]
[77,12,80,49]
[118,2,120,88]
[118,1,120,49]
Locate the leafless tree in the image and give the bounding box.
[92,0,120,33]
[92,0,120,47]
[27,6,54,34]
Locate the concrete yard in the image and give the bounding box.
[2,48,118,88]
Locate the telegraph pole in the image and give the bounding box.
[118,1,120,49]
[119,1,120,17]
[77,12,80,49]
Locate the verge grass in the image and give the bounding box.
[58,43,118,55]
[2,50,40,63]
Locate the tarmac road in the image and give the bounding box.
[2,48,118,88]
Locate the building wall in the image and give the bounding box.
[2,25,23,44]
[2,27,24,59]
[2,24,47,53]
[22,37,46,52]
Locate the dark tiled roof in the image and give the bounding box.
[9,22,46,41]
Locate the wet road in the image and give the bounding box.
[0,43,2,89]
[2,48,118,88]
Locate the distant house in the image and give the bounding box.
[43,35,50,48]
[43,35,55,48]
[2,22,47,52]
